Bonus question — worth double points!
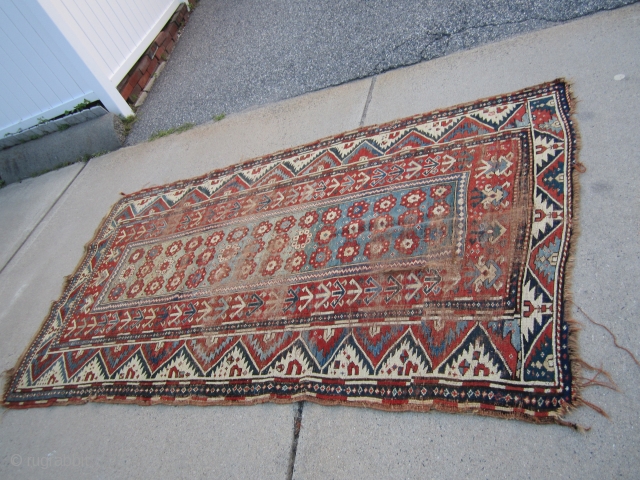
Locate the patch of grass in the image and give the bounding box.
[89,150,110,159]
[57,124,71,132]
[120,115,137,137]
[62,98,93,116]
[73,99,92,112]
[30,160,78,179]
[0,178,5,189]
[5,128,23,138]
[149,122,195,141]
[213,113,226,122]
[78,150,110,162]
[2,99,100,142]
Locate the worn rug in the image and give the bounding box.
[4,80,580,424]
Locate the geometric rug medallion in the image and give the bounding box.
[4,80,579,424]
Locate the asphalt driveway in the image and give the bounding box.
[126,0,639,145]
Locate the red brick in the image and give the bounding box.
[137,55,151,73]
[120,83,134,100]
[126,70,142,91]
[155,46,166,60]
[154,31,169,46]
[168,22,179,39]
[170,8,183,24]
[138,71,151,89]
[148,58,159,75]
[130,84,142,101]
[117,75,129,92]
[165,40,175,55]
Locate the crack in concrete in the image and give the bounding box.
[308,2,639,92]
[286,402,304,480]
[370,17,556,74]
[0,162,87,279]
[359,76,377,127]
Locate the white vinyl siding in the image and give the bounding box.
[0,0,182,138]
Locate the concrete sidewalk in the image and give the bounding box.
[1,4,639,479]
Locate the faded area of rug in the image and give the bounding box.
[4,81,579,423]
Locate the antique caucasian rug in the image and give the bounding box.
[4,80,580,424]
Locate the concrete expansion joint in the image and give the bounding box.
[360,77,378,127]
[286,402,304,480]
[0,162,86,278]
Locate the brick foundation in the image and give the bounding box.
[117,3,194,104]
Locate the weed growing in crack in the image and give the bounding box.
[148,122,195,141]
[120,115,137,137]
[27,150,110,180]
[29,159,82,179]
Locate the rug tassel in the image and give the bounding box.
[578,397,611,420]
[574,358,617,386]
[570,301,640,369]
[576,368,619,391]
[574,162,587,173]
[577,376,619,391]
[565,317,583,331]
[1,368,16,404]
[556,418,591,433]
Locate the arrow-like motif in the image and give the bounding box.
[8,81,575,423]
[384,275,402,303]
[284,288,299,312]
[247,294,264,316]
[331,280,346,307]
[364,277,382,304]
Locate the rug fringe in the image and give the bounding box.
[2,195,117,406]
[555,417,591,433]
[558,78,587,427]
[565,317,582,331]
[577,377,618,391]
[571,300,640,369]
[1,368,16,405]
[573,358,617,387]
[4,79,595,425]
[557,79,612,430]
[576,397,611,420]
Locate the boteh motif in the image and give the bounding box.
[4,81,579,424]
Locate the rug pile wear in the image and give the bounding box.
[4,80,580,425]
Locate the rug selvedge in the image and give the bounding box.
[4,80,579,424]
